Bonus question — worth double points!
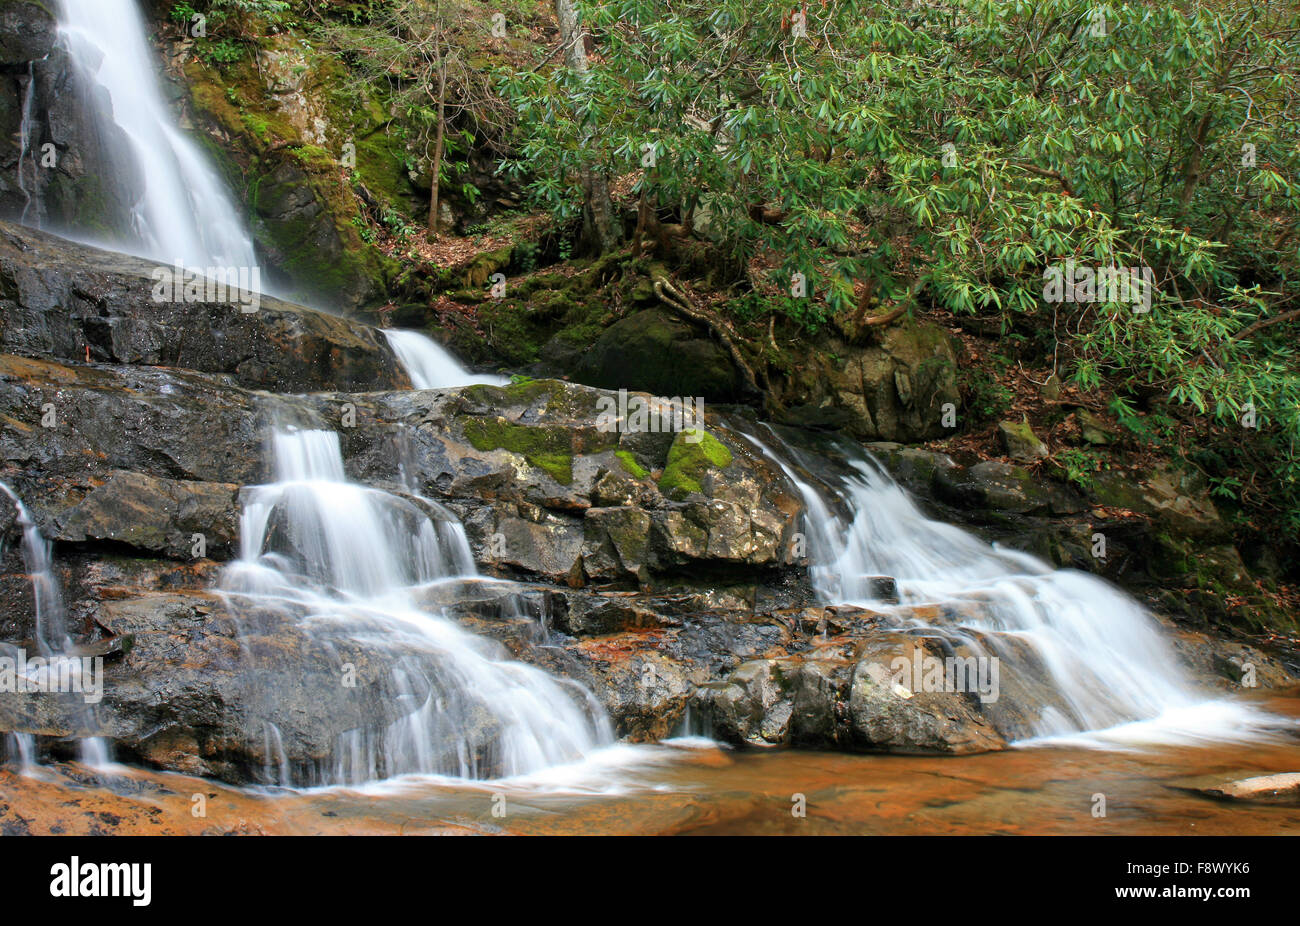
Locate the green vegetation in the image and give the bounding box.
[615,449,648,480]
[463,417,576,484]
[658,428,733,498]
[502,0,1300,531]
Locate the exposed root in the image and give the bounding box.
[651,270,764,398]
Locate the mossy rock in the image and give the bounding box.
[180,55,397,314]
[573,307,745,401]
[997,419,1049,462]
[658,428,733,499]
[615,450,649,480]
[463,417,577,484]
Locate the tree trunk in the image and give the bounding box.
[427,58,448,241]
[554,0,621,253]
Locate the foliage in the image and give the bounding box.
[318,0,513,236]
[502,0,1300,529]
[1055,447,1104,490]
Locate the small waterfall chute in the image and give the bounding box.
[0,482,111,766]
[382,329,508,389]
[736,424,1284,747]
[219,428,612,786]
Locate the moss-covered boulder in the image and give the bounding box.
[574,307,746,402]
[997,419,1049,462]
[178,43,398,315]
[780,319,961,442]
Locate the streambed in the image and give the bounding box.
[5,692,1298,836]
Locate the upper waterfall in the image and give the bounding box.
[56,0,260,272]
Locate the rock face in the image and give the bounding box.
[0,1,144,242]
[574,307,749,402]
[778,320,962,442]
[0,222,411,391]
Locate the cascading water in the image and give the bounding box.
[0,483,69,656]
[740,425,1282,748]
[55,0,260,272]
[219,428,612,785]
[382,329,508,389]
[17,61,41,226]
[0,483,110,766]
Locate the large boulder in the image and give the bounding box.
[573,307,748,402]
[779,320,961,441]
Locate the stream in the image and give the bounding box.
[0,0,1297,837]
[5,691,1300,835]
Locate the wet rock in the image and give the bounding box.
[555,592,679,636]
[1167,628,1300,690]
[0,222,409,391]
[847,641,1008,755]
[249,160,389,313]
[0,590,529,784]
[695,660,794,747]
[582,506,653,582]
[52,471,239,561]
[1192,773,1300,803]
[0,1,55,65]
[462,501,585,585]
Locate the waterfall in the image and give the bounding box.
[17,61,40,226]
[1,483,70,656]
[0,482,111,765]
[56,0,261,272]
[382,329,508,389]
[739,426,1279,748]
[219,428,612,785]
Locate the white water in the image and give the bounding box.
[56,0,261,272]
[17,61,40,225]
[56,1,499,392]
[219,429,611,785]
[742,427,1281,747]
[1,483,69,655]
[382,329,508,389]
[0,482,111,765]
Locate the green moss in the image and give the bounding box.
[292,145,336,172]
[658,428,733,499]
[615,450,649,480]
[463,378,563,409]
[463,417,576,484]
